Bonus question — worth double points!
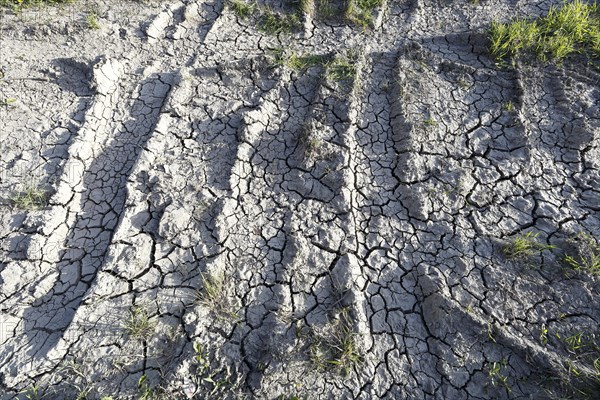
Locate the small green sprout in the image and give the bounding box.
[488,359,511,391]
[502,101,515,112]
[137,375,156,400]
[564,332,586,353]
[1,97,17,106]
[540,324,549,346]
[422,117,437,126]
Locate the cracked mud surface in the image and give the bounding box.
[0,0,599,398]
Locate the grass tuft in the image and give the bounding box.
[271,49,330,71]
[226,1,301,34]
[286,53,327,70]
[564,233,600,275]
[309,308,363,376]
[259,7,301,34]
[488,359,512,392]
[123,305,156,340]
[502,231,555,259]
[10,184,48,210]
[548,329,600,398]
[22,385,43,400]
[196,271,225,305]
[86,12,100,30]
[0,0,72,8]
[326,52,358,81]
[489,0,600,62]
[345,0,382,28]
[297,0,314,16]
[195,271,240,320]
[228,0,255,19]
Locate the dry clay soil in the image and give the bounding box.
[0,0,599,398]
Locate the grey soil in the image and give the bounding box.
[0,0,599,399]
